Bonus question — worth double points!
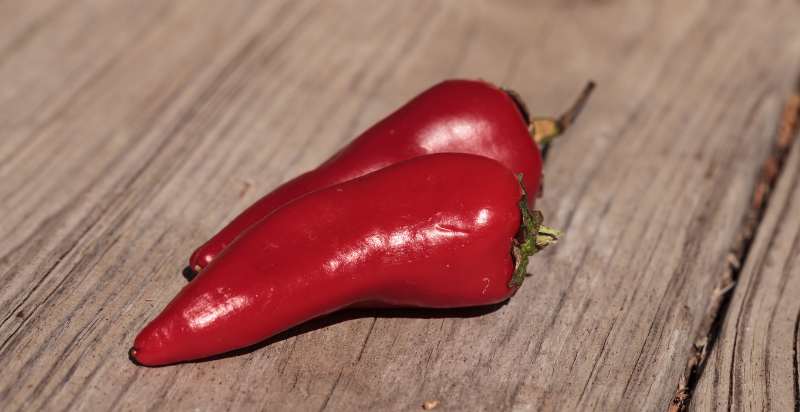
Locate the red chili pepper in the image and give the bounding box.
[188,80,594,273]
[131,154,559,366]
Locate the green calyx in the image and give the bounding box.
[509,174,561,288]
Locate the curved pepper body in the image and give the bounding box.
[133,154,527,366]
[190,79,540,270]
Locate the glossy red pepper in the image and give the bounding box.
[188,80,594,272]
[131,154,559,366]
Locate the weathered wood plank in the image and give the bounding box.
[690,111,800,411]
[0,0,308,343]
[0,0,68,65]
[0,0,799,411]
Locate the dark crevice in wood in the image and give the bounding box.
[622,305,661,398]
[793,307,800,412]
[577,317,618,406]
[668,90,800,412]
[421,320,447,385]
[319,369,344,412]
[720,173,792,410]
[0,239,72,331]
[726,309,739,412]
[277,338,299,374]
[758,180,800,412]
[354,318,377,364]
[0,203,100,348]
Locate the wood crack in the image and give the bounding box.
[319,369,344,412]
[668,90,800,412]
[354,318,377,364]
[577,317,618,406]
[794,306,800,412]
[0,210,99,348]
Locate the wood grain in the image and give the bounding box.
[690,116,800,411]
[1,0,799,410]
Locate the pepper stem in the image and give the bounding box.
[509,174,561,288]
[530,81,596,145]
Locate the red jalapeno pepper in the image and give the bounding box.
[188,80,593,273]
[132,153,559,366]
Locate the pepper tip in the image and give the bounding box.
[128,347,143,366]
[182,265,199,281]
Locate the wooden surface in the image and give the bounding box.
[690,121,800,410]
[1,1,800,410]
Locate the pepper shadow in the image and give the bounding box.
[179,302,509,365]
[135,267,509,367]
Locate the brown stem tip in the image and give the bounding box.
[531,81,596,145]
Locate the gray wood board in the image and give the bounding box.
[690,115,800,411]
[1,0,800,410]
